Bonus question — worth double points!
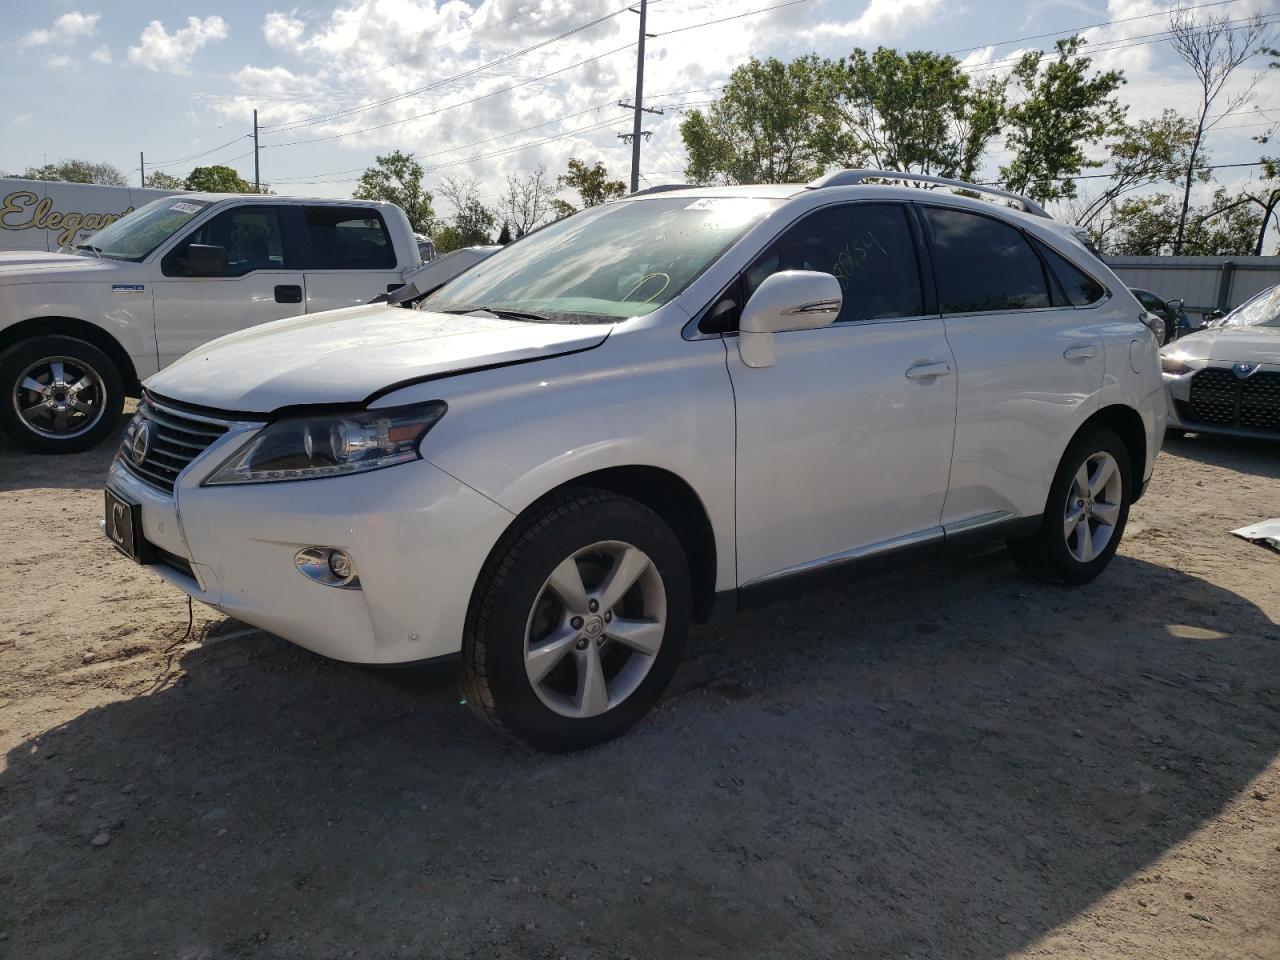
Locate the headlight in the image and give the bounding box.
[204,401,446,485]
[1160,355,1191,375]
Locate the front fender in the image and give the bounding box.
[0,282,157,378]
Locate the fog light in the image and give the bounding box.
[295,547,361,589]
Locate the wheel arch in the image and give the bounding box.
[0,316,141,396]
[1073,403,1148,501]
[494,465,719,623]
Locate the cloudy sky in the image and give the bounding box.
[2,0,1276,213]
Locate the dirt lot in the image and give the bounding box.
[1,417,1278,960]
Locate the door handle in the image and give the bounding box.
[905,361,953,381]
[1063,344,1096,360]
[274,284,303,304]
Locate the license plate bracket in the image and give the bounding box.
[104,489,152,564]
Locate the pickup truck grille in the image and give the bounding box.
[118,397,231,494]
[1181,368,1280,434]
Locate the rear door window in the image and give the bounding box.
[923,207,1050,314]
[743,203,924,324]
[305,207,395,269]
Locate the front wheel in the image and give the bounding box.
[0,335,125,453]
[1007,425,1132,584]
[461,489,691,752]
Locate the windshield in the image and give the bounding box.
[423,195,781,323]
[72,197,211,261]
[1221,285,1280,328]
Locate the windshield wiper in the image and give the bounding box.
[442,304,554,323]
[76,242,103,258]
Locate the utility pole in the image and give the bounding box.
[139,152,145,187]
[253,108,261,194]
[618,0,660,194]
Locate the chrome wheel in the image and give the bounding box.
[523,541,666,719]
[1063,451,1123,563]
[12,355,107,439]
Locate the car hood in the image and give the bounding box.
[1164,326,1280,364]
[0,250,121,280]
[145,303,614,413]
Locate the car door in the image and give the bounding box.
[300,206,405,312]
[920,205,1105,529]
[727,202,958,587]
[152,205,306,367]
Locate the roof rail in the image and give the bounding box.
[626,183,701,198]
[807,169,1050,218]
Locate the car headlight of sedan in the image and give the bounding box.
[1160,354,1192,375]
[204,401,446,485]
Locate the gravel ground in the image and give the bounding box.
[1,417,1278,960]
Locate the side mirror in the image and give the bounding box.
[185,243,227,277]
[738,270,843,369]
[1166,297,1184,311]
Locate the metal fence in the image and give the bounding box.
[1103,256,1280,317]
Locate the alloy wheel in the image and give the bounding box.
[12,356,107,439]
[1063,451,1123,563]
[523,540,667,719]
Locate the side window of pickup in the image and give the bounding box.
[305,207,396,270]
[163,207,288,278]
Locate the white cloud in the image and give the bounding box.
[48,54,75,70]
[23,11,100,47]
[127,15,229,74]
[264,11,307,48]
[89,45,112,64]
[11,113,33,128]
[806,0,946,42]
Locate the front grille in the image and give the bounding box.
[1183,368,1280,434]
[119,396,231,493]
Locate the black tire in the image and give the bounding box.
[461,488,691,752]
[0,335,125,454]
[1007,424,1133,584]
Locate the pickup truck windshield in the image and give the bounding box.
[73,197,211,262]
[423,196,781,323]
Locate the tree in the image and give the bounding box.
[497,166,556,237]
[497,222,513,245]
[438,176,496,247]
[824,48,1005,179]
[21,159,127,186]
[680,55,840,184]
[1167,8,1273,253]
[353,150,435,233]
[1070,111,1202,244]
[1000,36,1126,205]
[185,165,254,193]
[1106,188,1267,256]
[556,157,626,213]
[143,171,185,190]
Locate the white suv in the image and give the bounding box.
[102,171,1166,751]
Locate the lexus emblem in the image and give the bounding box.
[130,421,151,465]
[110,502,128,545]
[1233,362,1257,379]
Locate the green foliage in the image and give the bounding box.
[21,159,128,186]
[353,150,435,233]
[143,171,185,190]
[434,225,466,254]
[1000,36,1126,204]
[826,47,1005,179]
[184,165,255,193]
[680,55,840,184]
[1107,189,1265,256]
[557,158,626,207]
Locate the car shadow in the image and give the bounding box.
[2,552,1277,958]
[0,412,129,492]
[1164,431,1280,481]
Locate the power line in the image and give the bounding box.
[655,0,814,37]
[150,134,251,168]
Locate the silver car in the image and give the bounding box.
[1161,284,1280,439]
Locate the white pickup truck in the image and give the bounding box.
[0,193,457,452]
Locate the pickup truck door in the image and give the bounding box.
[299,206,406,312]
[151,204,306,368]
[727,202,957,587]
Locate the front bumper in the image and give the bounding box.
[105,455,514,664]
[1163,360,1280,440]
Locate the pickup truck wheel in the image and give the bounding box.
[1007,424,1132,584]
[461,489,691,752]
[0,336,125,454]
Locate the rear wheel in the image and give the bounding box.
[461,489,691,752]
[0,336,124,453]
[1007,425,1132,584]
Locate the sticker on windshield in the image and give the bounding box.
[684,198,727,211]
[111,283,145,294]
[169,202,202,214]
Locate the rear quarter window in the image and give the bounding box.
[305,207,395,270]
